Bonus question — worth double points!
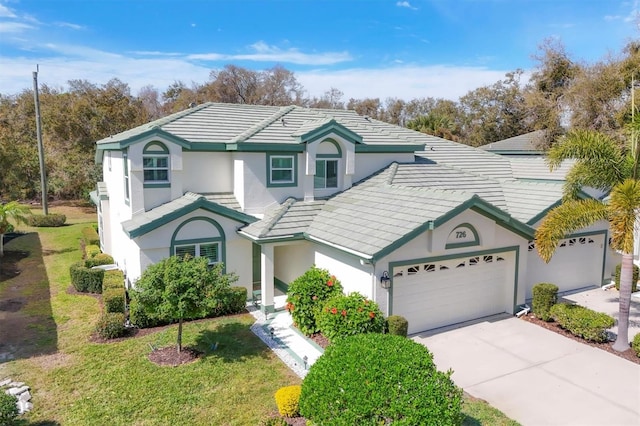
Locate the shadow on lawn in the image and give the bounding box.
[0,232,58,363]
[194,320,272,363]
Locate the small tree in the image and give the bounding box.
[132,255,237,353]
[0,201,31,257]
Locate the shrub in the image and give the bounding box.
[532,282,558,321]
[95,312,127,339]
[85,253,114,268]
[128,297,166,329]
[550,303,614,343]
[274,385,301,418]
[211,286,247,316]
[69,261,105,293]
[315,292,385,342]
[26,213,66,227]
[387,314,409,337]
[614,263,639,292]
[104,287,126,313]
[82,226,100,245]
[286,266,344,335]
[102,270,124,291]
[632,333,640,358]
[0,392,18,425]
[85,244,101,259]
[300,333,462,425]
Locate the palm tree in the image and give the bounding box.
[0,201,31,257]
[535,129,640,352]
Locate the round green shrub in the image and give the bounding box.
[386,314,409,337]
[299,333,462,425]
[26,213,66,227]
[0,392,18,425]
[632,333,640,358]
[550,303,614,343]
[286,266,343,335]
[104,287,126,314]
[614,263,639,292]
[85,253,115,268]
[315,292,385,342]
[95,312,127,339]
[532,282,558,321]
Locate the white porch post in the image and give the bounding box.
[260,244,275,314]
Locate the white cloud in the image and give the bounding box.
[0,3,16,18]
[188,41,352,66]
[396,1,417,10]
[0,21,34,33]
[55,21,85,30]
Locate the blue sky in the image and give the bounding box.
[0,0,638,101]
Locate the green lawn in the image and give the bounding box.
[0,205,519,425]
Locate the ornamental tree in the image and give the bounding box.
[132,255,237,353]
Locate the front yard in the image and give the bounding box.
[0,204,518,425]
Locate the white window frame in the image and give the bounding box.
[314,158,339,189]
[174,242,220,265]
[268,154,296,186]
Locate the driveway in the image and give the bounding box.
[412,315,640,426]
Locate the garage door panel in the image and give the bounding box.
[393,252,512,334]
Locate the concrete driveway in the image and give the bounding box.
[413,315,640,426]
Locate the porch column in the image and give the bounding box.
[260,244,275,314]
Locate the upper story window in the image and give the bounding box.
[143,142,170,187]
[314,140,341,190]
[267,153,297,187]
[123,150,130,203]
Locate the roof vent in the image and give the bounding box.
[281,118,286,126]
[189,102,196,108]
[363,115,370,121]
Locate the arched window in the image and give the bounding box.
[170,217,225,267]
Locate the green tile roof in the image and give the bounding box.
[480,130,546,153]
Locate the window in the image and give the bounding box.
[267,154,297,187]
[175,242,220,265]
[123,151,130,202]
[314,159,338,189]
[143,142,170,186]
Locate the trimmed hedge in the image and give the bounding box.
[85,253,114,268]
[104,287,126,314]
[632,333,640,358]
[532,282,558,321]
[299,333,462,425]
[85,244,101,259]
[212,286,247,316]
[387,314,409,337]
[95,312,127,339]
[26,213,66,227]
[128,297,166,329]
[103,270,124,291]
[615,263,639,292]
[286,266,344,335]
[274,385,301,418]
[82,226,100,246]
[69,261,105,293]
[315,292,385,343]
[550,303,614,343]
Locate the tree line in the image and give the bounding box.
[0,39,638,201]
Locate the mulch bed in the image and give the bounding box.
[308,333,330,349]
[147,346,202,366]
[520,313,639,364]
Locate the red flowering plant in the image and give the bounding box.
[285,266,343,335]
[315,292,385,343]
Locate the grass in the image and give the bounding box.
[1,204,519,425]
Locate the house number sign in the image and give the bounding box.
[445,223,479,249]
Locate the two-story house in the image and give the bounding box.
[92,103,619,335]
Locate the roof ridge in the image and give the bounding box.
[386,162,399,185]
[259,197,297,237]
[231,105,297,143]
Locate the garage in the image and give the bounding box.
[391,250,516,334]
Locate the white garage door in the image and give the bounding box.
[392,252,514,334]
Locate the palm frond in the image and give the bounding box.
[535,199,608,263]
[607,179,640,254]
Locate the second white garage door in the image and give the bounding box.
[391,251,515,334]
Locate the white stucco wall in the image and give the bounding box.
[182,152,233,194]
[313,244,375,299]
[274,241,315,284]
[353,153,414,182]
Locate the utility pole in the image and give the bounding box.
[33,65,48,215]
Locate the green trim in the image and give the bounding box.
[355,144,421,153]
[388,245,520,317]
[95,128,190,163]
[143,182,171,188]
[266,153,298,188]
[294,119,363,144]
[183,142,228,152]
[125,196,256,238]
[143,141,169,154]
[274,277,289,293]
[170,216,226,272]
[232,143,305,153]
[445,222,480,249]
[316,138,342,157]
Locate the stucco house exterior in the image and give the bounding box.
[92,103,620,335]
